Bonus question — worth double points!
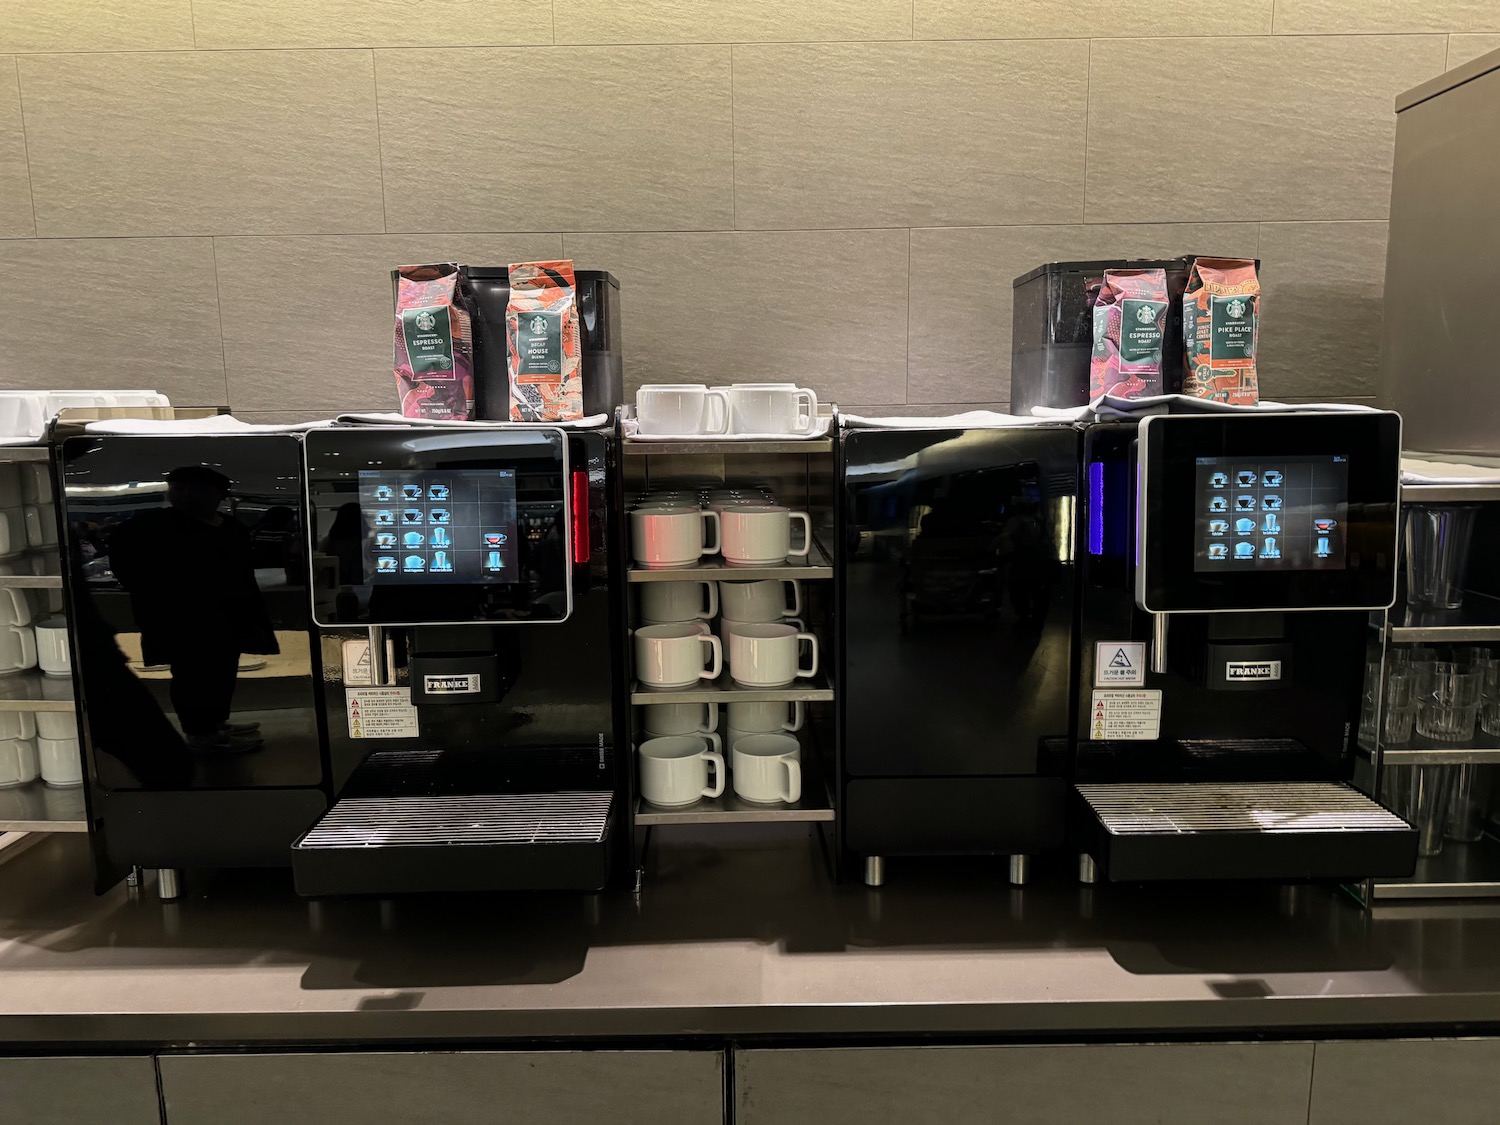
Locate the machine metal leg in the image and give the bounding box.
[155,868,182,901]
[1008,854,1030,887]
[1078,854,1099,885]
[863,855,886,887]
[126,866,142,888]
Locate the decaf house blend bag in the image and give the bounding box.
[393,263,475,420]
[1090,268,1169,399]
[1183,257,1260,405]
[506,260,583,422]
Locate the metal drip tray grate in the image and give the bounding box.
[1074,781,1416,882]
[1078,782,1410,836]
[298,792,613,849]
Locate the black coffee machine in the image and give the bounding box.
[1071,411,1418,882]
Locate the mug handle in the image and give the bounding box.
[701,730,723,755]
[700,509,722,556]
[2,589,29,627]
[702,750,727,798]
[15,626,36,672]
[782,701,805,732]
[702,389,732,435]
[700,581,720,620]
[783,579,802,617]
[699,634,723,681]
[792,389,818,435]
[782,758,802,803]
[699,703,719,734]
[787,512,812,558]
[795,633,818,679]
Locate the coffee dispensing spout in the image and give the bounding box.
[1150,612,1168,675]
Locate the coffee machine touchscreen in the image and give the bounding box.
[360,470,519,584]
[1194,455,1348,572]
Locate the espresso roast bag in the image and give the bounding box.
[506,260,583,422]
[393,263,476,420]
[1089,268,1168,399]
[1182,257,1260,405]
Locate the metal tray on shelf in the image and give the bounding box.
[630,670,834,706]
[627,540,832,583]
[1386,593,1500,643]
[0,781,87,833]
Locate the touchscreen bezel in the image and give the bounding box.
[1136,412,1400,613]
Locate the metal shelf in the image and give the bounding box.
[0,447,49,463]
[0,780,87,833]
[624,437,834,457]
[1386,594,1500,642]
[0,575,62,590]
[0,672,73,712]
[1383,746,1500,765]
[630,670,834,706]
[628,539,832,583]
[1373,834,1500,899]
[1402,482,1500,504]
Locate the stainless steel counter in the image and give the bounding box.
[4,826,1500,1046]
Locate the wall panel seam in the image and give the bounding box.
[208,236,231,407]
[11,55,37,237]
[369,49,390,234]
[729,44,738,231]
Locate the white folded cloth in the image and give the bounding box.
[837,410,1045,429]
[335,412,609,430]
[622,415,834,441]
[1031,394,1380,421]
[85,416,328,435]
[1401,457,1500,485]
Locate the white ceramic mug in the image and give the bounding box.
[0,585,31,628]
[0,624,36,675]
[35,710,76,740]
[29,553,62,615]
[34,618,68,677]
[635,622,723,688]
[728,383,818,435]
[0,712,35,741]
[727,700,804,734]
[0,507,25,558]
[719,578,801,623]
[37,735,82,788]
[637,490,698,507]
[20,463,50,506]
[0,464,20,506]
[639,581,718,624]
[630,506,721,569]
[23,503,57,549]
[636,384,731,436]
[732,733,802,804]
[0,737,38,788]
[638,735,725,807]
[642,702,718,737]
[725,622,818,687]
[720,505,812,567]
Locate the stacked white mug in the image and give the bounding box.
[720,506,811,567]
[0,712,37,788]
[629,505,721,570]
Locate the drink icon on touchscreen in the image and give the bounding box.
[373,485,393,502]
[430,550,452,572]
[1208,543,1228,560]
[374,510,394,526]
[486,551,505,572]
[1209,496,1229,513]
[427,483,449,501]
[1315,537,1332,558]
[402,484,424,501]
[429,508,450,524]
[1235,495,1257,512]
[1263,470,1283,487]
[1209,472,1229,489]
[402,555,425,572]
[1234,542,1256,559]
[1209,519,1229,536]
[402,508,424,525]
[1235,517,1256,535]
[430,527,450,548]
[375,532,396,549]
[1236,470,1259,488]
[1262,494,1282,511]
[1259,537,1280,559]
[483,531,508,548]
[375,556,397,573]
[402,530,424,549]
[1262,513,1280,534]
[1313,518,1337,534]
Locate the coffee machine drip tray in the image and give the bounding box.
[1075,782,1416,882]
[291,791,614,896]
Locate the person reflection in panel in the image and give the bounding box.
[108,466,278,753]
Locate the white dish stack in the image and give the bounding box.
[633,383,820,437]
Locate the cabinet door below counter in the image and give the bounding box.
[158,1050,723,1125]
[0,1056,161,1125]
[1310,1039,1500,1125]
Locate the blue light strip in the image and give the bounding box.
[1088,460,1105,556]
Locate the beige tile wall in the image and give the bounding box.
[0,2,1493,416]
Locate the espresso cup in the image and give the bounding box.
[35,710,76,740]
[727,383,818,435]
[0,624,36,675]
[0,507,24,558]
[720,506,812,567]
[732,733,802,804]
[636,384,731,436]
[642,701,718,737]
[725,622,818,688]
[37,735,82,788]
[638,735,726,807]
[635,622,723,688]
[727,699,804,733]
[23,503,57,549]
[630,505,721,569]
[639,580,718,625]
[0,737,38,788]
[719,578,801,623]
[34,618,68,677]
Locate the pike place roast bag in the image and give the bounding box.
[506,260,583,422]
[1090,268,1168,399]
[393,263,475,420]
[1182,257,1260,405]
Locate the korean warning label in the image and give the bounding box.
[1088,689,1162,741]
[345,687,419,739]
[1095,641,1147,686]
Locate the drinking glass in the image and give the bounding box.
[1405,505,1479,610]
[1480,655,1500,738]
[1445,764,1491,843]
[1409,764,1455,857]
[1415,661,1481,742]
[1382,668,1417,745]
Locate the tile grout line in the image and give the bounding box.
[208,237,232,407]
[187,0,199,48]
[369,49,390,234]
[12,57,38,237]
[904,227,912,405]
[1082,38,1093,223]
[550,0,557,44]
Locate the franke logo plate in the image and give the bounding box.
[423,674,481,694]
[1225,660,1282,682]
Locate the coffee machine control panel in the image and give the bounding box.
[1136,412,1400,614]
[306,426,572,626]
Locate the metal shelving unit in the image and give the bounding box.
[635,749,835,826]
[0,782,86,833]
[630,671,835,707]
[627,541,833,583]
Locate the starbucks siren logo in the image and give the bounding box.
[528,315,548,334]
[1226,298,1246,319]
[1135,304,1158,324]
[414,310,437,331]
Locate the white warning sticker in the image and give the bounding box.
[1095,641,1147,686]
[345,687,419,739]
[1089,689,1162,741]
